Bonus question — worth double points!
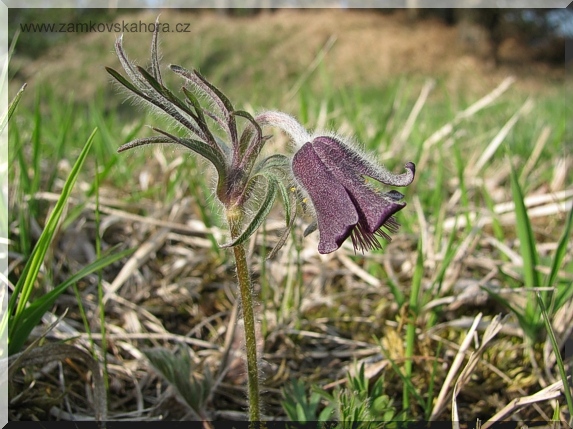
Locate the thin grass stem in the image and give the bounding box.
[95,162,110,393]
[404,237,424,412]
[537,293,573,426]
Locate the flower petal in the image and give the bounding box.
[312,136,415,186]
[292,142,359,254]
[311,137,407,233]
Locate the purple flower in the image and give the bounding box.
[291,136,415,254]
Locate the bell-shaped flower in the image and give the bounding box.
[291,136,415,254]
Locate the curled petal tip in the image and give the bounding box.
[397,161,416,187]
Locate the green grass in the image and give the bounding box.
[7,31,573,424]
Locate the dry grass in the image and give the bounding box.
[9,142,572,422]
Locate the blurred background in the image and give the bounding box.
[8,8,572,107]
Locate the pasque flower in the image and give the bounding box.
[249,112,415,254]
[291,136,415,254]
[106,25,292,423]
[108,22,415,423]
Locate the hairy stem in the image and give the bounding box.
[226,206,261,422]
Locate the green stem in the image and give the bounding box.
[227,206,261,423]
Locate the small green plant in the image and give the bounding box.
[143,345,214,422]
[281,378,334,423]
[316,363,399,428]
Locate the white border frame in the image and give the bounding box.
[0,1,570,428]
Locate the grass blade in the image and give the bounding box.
[509,161,543,338]
[509,162,541,289]
[5,129,97,353]
[536,293,573,426]
[0,83,27,133]
[404,237,424,411]
[545,205,573,289]
[9,247,133,355]
[377,338,426,413]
